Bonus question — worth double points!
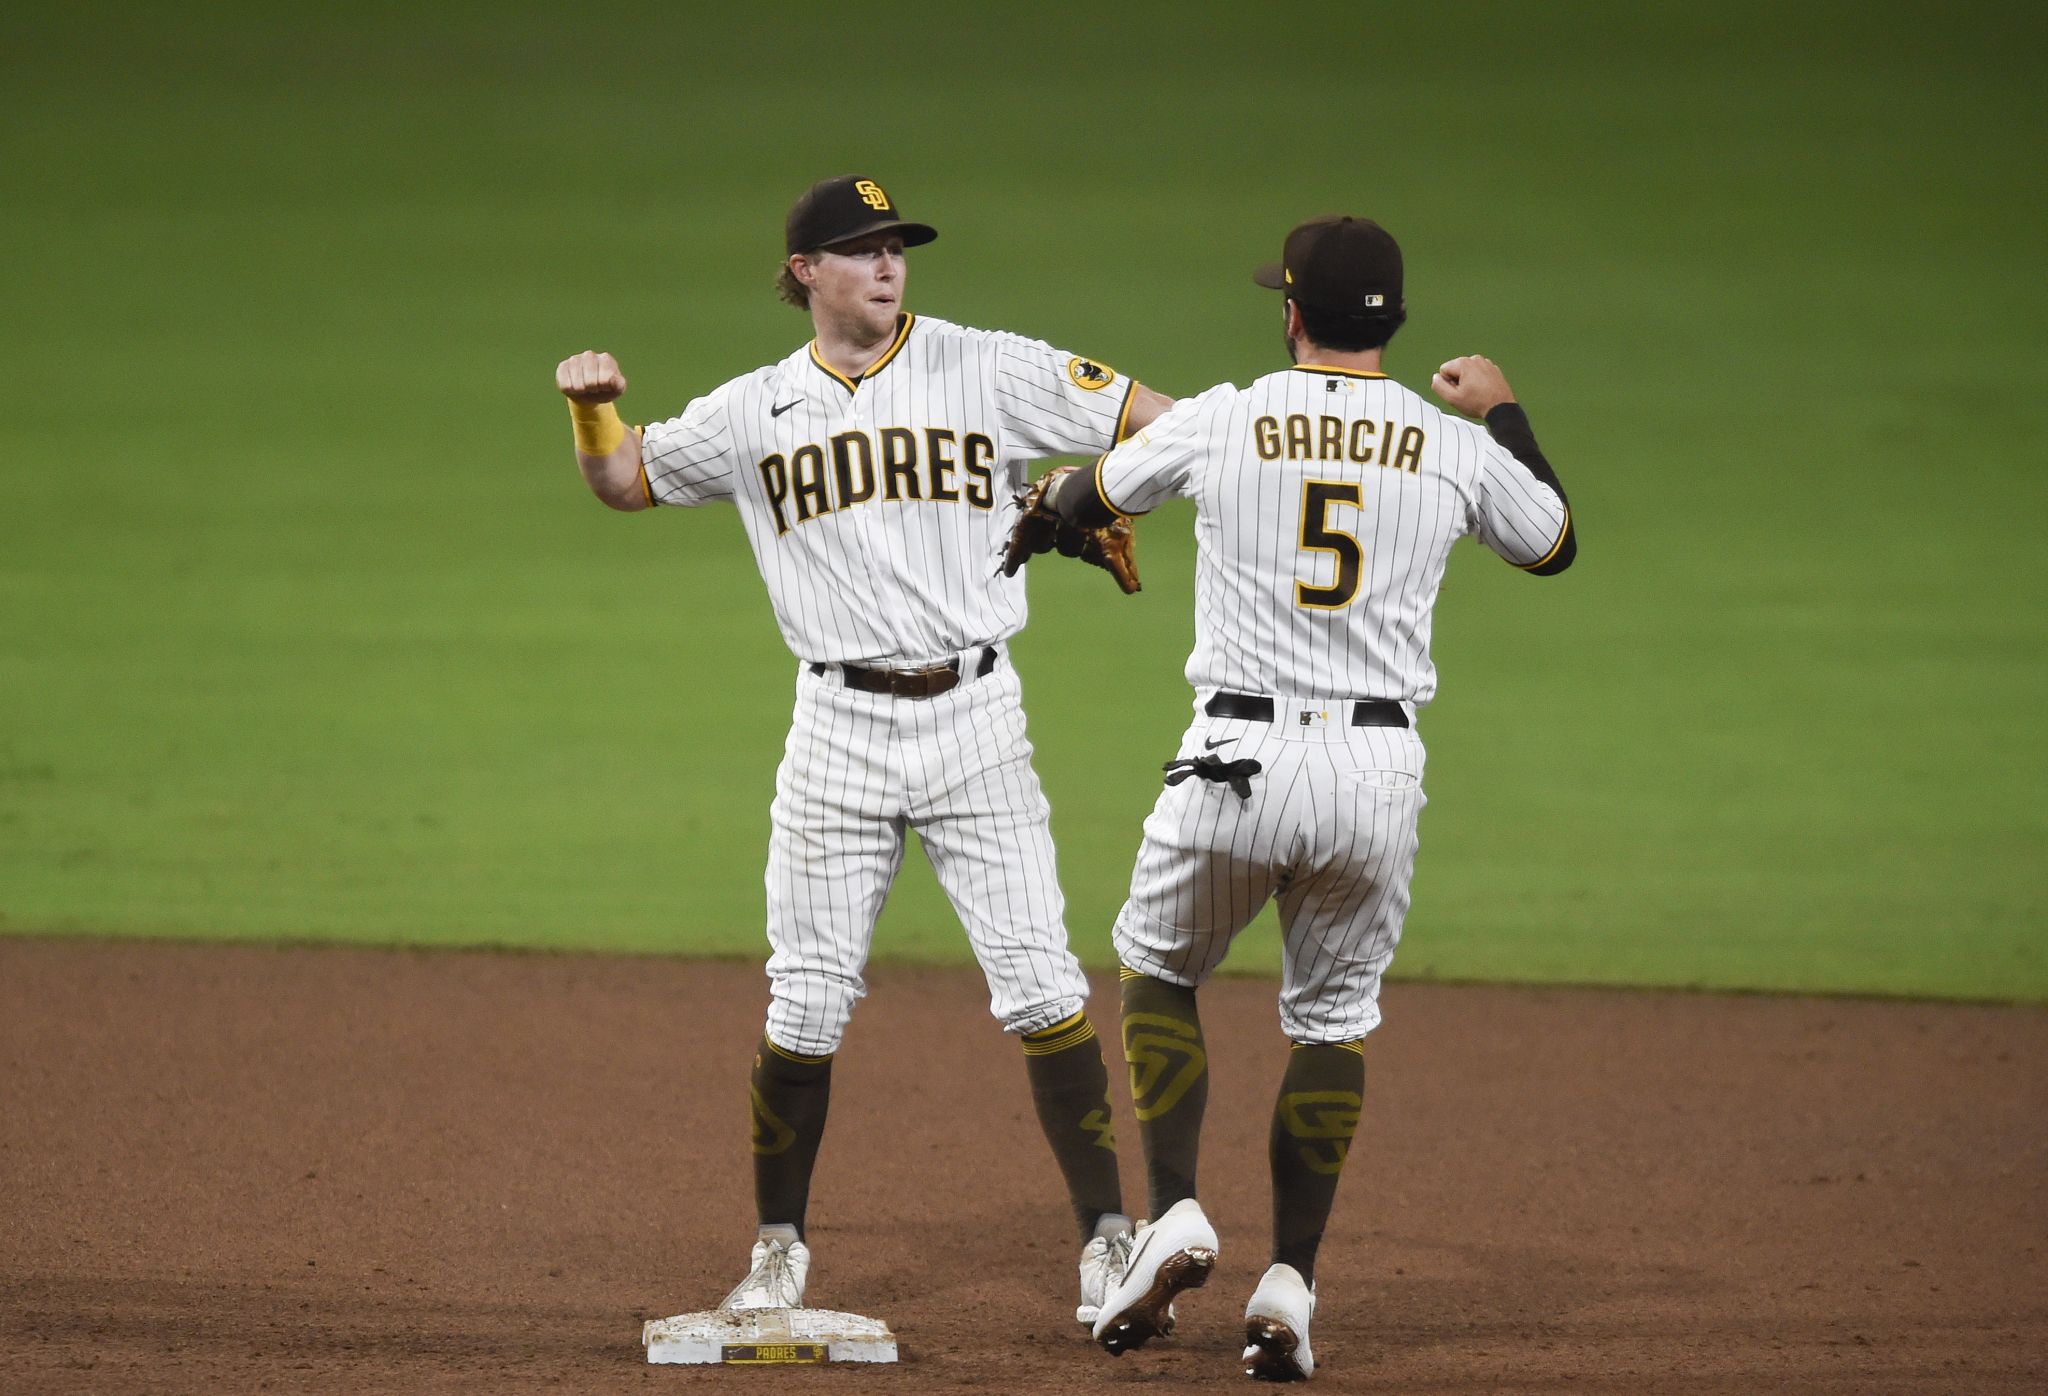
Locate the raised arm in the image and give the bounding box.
[556,350,650,512]
[1432,355,1576,576]
[1122,383,1175,436]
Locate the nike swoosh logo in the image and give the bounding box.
[1202,737,1233,750]
[770,399,804,418]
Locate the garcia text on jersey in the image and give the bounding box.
[758,428,997,536]
[1254,414,1425,473]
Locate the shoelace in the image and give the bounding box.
[755,1244,795,1301]
[1162,755,1263,800]
[725,1242,797,1308]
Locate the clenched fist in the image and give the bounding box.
[557,351,628,404]
[1430,355,1515,418]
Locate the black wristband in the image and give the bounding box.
[1483,403,1566,504]
[1053,459,1123,531]
[1483,402,1537,455]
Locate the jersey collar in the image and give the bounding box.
[808,313,916,393]
[1291,364,1387,380]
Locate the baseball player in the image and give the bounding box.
[1012,215,1576,1380]
[553,175,1175,1327]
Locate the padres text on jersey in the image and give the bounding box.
[639,314,1137,665]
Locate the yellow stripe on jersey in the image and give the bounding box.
[807,313,916,393]
[1518,504,1573,572]
[807,341,855,391]
[864,312,916,378]
[1092,457,1134,520]
[1113,380,1139,442]
[1290,364,1388,381]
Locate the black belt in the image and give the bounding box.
[810,646,998,699]
[1205,691,1409,728]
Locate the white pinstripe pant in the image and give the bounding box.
[1112,693,1428,1043]
[763,648,1090,1056]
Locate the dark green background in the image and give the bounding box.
[4,2,2042,997]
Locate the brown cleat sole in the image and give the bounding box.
[1098,1247,1216,1356]
[1242,1317,1309,1381]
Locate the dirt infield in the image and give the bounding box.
[2,939,2043,1394]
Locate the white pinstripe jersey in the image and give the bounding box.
[1099,365,1570,706]
[639,314,1136,665]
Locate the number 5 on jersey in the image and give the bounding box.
[1296,480,1364,609]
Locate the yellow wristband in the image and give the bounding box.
[568,399,625,456]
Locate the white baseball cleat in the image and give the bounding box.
[1091,1198,1217,1354]
[1242,1262,1316,1381]
[721,1224,811,1311]
[1075,1214,1135,1326]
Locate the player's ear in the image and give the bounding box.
[789,254,817,289]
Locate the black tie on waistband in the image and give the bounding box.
[1162,755,1263,800]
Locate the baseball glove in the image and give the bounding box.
[999,466,1141,594]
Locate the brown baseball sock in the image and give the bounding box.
[1269,1040,1365,1283]
[750,1036,834,1239]
[1020,1012,1126,1243]
[1119,968,1210,1217]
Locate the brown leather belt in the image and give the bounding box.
[810,646,998,699]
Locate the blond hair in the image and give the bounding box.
[776,262,810,310]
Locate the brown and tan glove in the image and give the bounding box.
[999,466,1140,594]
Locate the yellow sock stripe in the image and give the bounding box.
[1021,1017,1097,1055]
[1021,1016,1098,1056]
[1117,965,1145,982]
[1290,1039,1365,1056]
[764,1037,833,1066]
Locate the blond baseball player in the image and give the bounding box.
[1010,215,1576,1380]
[554,175,1175,1327]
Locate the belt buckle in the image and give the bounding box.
[893,661,958,699]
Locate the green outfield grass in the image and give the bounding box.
[3,2,2043,998]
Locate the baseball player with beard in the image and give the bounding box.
[554,175,1174,1328]
[1012,215,1576,1380]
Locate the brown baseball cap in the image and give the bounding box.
[1253,216,1402,315]
[785,175,938,256]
